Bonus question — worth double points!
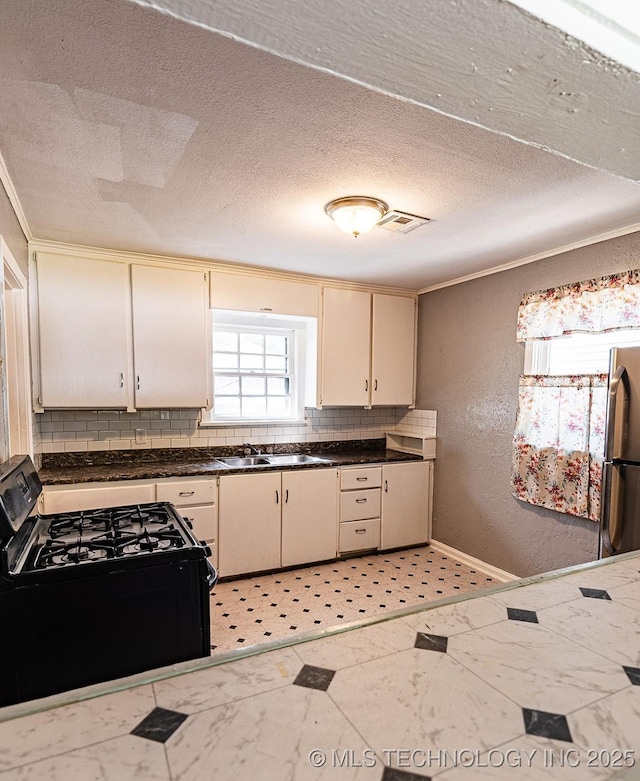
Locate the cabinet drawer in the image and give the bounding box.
[42,484,155,514]
[339,519,380,553]
[156,479,216,506]
[340,488,381,521]
[340,467,382,491]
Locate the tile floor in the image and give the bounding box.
[210,545,498,652]
[2,553,640,780]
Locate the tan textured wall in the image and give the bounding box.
[0,181,27,275]
[417,231,640,577]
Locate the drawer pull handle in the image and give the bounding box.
[384,480,388,493]
[356,477,368,482]
[179,491,195,497]
[119,372,124,388]
[285,489,289,504]
[275,490,279,504]
[355,528,366,534]
[355,498,367,504]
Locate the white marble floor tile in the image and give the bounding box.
[488,578,584,612]
[153,647,302,714]
[568,687,640,757]
[329,648,523,757]
[0,734,170,781]
[402,595,506,637]
[607,580,640,615]
[558,565,640,592]
[540,599,640,668]
[165,685,378,780]
[292,617,417,670]
[447,622,629,713]
[0,685,155,772]
[437,734,617,780]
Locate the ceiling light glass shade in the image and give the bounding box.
[324,196,388,238]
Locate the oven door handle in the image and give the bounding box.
[205,560,218,591]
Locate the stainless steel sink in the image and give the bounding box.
[216,456,272,467]
[265,454,331,465]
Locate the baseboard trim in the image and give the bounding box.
[429,539,518,583]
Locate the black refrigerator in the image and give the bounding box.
[600,346,640,557]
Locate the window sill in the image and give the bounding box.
[199,418,307,428]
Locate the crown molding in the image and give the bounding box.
[0,150,32,242]
[30,238,418,297]
[418,220,640,295]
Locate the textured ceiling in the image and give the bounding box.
[1,0,639,289]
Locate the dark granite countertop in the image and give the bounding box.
[39,439,425,485]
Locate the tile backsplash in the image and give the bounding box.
[36,407,437,454]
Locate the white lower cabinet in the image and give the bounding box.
[218,468,338,577]
[339,466,382,553]
[218,472,282,578]
[156,478,218,569]
[381,461,433,549]
[281,469,338,568]
[41,482,155,513]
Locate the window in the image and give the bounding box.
[202,310,317,425]
[525,329,640,375]
[213,325,295,420]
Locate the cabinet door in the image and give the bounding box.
[36,252,131,408]
[218,472,281,577]
[371,294,416,406]
[381,461,431,549]
[281,468,338,567]
[131,265,210,408]
[210,271,319,317]
[320,287,371,406]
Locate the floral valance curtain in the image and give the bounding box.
[517,269,640,342]
[510,374,607,522]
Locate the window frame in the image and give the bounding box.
[201,310,316,427]
[524,329,640,376]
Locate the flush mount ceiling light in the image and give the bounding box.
[324,196,388,238]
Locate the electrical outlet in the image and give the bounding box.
[134,428,147,444]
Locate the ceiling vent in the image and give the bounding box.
[376,210,430,234]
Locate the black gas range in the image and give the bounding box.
[0,455,216,707]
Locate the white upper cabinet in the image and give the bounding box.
[371,293,416,407]
[320,287,416,407]
[320,287,371,406]
[131,264,210,409]
[36,252,132,409]
[210,270,319,317]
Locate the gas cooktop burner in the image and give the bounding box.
[118,525,186,557]
[36,539,113,568]
[47,503,176,539]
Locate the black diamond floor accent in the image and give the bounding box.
[293,664,336,691]
[131,707,188,743]
[414,632,448,653]
[382,767,431,781]
[523,708,572,742]
[623,666,640,685]
[507,607,539,623]
[579,587,611,600]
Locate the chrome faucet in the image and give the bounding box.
[243,443,262,456]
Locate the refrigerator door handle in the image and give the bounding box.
[600,462,615,555]
[605,366,629,462]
